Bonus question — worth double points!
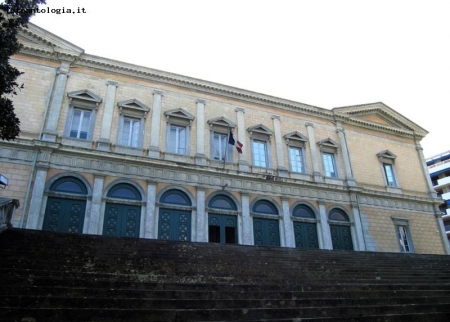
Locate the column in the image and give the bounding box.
[241,193,253,245]
[318,202,333,249]
[416,141,438,198]
[196,187,207,242]
[236,108,249,172]
[336,126,356,187]
[272,115,287,177]
[26,167,48,229]
[195,100,207,165]
[97,81,118,151]
[306,123,323,182]
[148,90,163,158]
[86,175,104,235]
[42,61,70,142]
[145,181,157,239]
[282,198,295,247]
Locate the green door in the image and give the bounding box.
[293,222,319,249]
[208,214,237,244]
[253,218,280,246]
[159,208,191,241]
[103,203,141,238]
[330,225,353,250]
[43,197,86,233]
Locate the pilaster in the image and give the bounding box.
[26,167,48,229]
[148,90,163,158]
[241,192,252,245]
[336,126,356,187]
[42,61,70,142]
[272,115,287,177]
[195,99,207,165]
[196,187,207,242]
[236,108,249,172]
[306,122,323,182]
[282,198,295,247]
[97,81,118,151]
[318,202,333,250]
[145,181,157,238]
[87,175,104,234]
[416,141,438,198]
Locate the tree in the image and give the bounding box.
[0,0,46,140]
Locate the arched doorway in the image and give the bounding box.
[292,204,319,249]
[329,208,353,250]
[252,200,280,246]
[43,176,88,233]
[158,189,192,241]
[208,194,238,244]
[103,183,142,238]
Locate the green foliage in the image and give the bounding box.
[0,0,46,140]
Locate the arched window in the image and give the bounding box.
[208,194,238,245]
[292,204,315,219]
[160,189,191,206]
[103,183,142,238]
[50,177,87,195]
[252,200,278,215]
[208,195,237,210]
[43,176,88,234]
[328,208,353,251]
[329,209,349,222]
[158,189,192,242]
[107,183,141,200]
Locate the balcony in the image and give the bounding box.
[434,176,450,189]
[442,192,450,201]
[429,160,450,175]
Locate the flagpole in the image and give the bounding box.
[223,126,230,169]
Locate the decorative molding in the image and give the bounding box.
[117,99,150,118]
[247,124,274,136]
[207,116,236,128]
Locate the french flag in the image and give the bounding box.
[228,131,243,154]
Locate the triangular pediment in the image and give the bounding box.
[164,108,195,121]
[377,150,397,160]
[18,22,84,57]
[118,99,149,111]
[247,124,273,136]
[284,131,308,142]
[68,90,102,104]
[207,116,236,128]
[317,138,338,148]
[333,102,428,137]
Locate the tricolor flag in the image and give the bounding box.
[228,131,243,154]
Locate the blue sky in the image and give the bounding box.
[31,0,450,158]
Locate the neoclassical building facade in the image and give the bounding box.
[1,23,448,254]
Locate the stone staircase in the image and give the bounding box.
[1,228,450,321]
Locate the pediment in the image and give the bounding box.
[247,124,273,136]
[333,102,428,136]
[284,131,308,142]
[68,90,102,104]
[164,108,195,121]
[18,22,84,57]
[207,116,236,128]
[317,138,338,148]
[377,150,397,160]
[118,99,150,118]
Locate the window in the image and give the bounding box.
[164,108,195,156]
[377,150,399,188]
[70,109,91,139]
[120,117,140,147]
[392,218,414,253]
[116,99,149,149]
[383,163,396,187]
[208,195,238,245]
[64,90,102,142]
[289,147,304,173]
[317,138,339,178]
[167,124,187,154]
[212,132,227,161]
[248,124,273,169]
[323,153,337,178]
[252,140,268,167]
